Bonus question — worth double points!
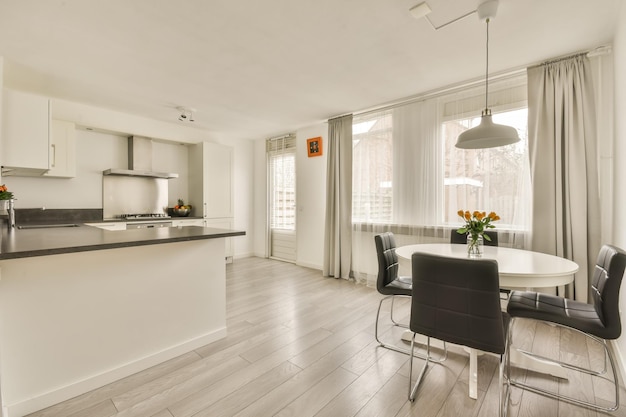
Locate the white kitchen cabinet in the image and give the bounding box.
[203,217,234,263]
[1,89,51,176]
[171,218,204,227]
[44,119,76,178]
[188,141,235,263]
[188,142,234,219]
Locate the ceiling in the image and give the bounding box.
[0,0,620,142]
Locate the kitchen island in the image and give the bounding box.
[0,224,244,417]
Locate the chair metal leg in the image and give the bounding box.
[409,333,431,401]
[389,295,409,328]
[375,295,447,363]
[507,317,620,412]
[501,321,512,417]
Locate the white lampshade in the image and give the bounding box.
[455,0,520,150]
[455,113,520,149]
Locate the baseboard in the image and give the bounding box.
[4,327,227,417]
[295,260,323,271]
[233,252,255,260]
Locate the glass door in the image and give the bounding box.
[267,135,296,262]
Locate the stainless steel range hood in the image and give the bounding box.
[103,136,178,179]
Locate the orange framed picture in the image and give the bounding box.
[307,137,323,157]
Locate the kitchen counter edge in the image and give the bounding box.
[0,225,245,260]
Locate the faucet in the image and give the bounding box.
[7,199,15,231]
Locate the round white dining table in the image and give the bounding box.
[395,243,579,289]
[395,243,579,400]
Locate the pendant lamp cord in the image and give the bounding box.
[484,18,490,115]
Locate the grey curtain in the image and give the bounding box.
[527,54,601,302]
[323,115,353,279]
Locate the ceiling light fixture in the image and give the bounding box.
[409,1,475,30]
[176,106,196,123]
[455,0,520,149]
[409,2,432,20]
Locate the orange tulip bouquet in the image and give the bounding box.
[456,210,500,256]
[0,184,14,200]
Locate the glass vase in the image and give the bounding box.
[467,234,484,258]
[0,199,9,215]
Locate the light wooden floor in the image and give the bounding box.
[28,257,626,417]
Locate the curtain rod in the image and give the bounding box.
[529,45,612,69]
[537,52,587,67]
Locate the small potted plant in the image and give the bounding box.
[0,184,14,201]
[0,184,15,212]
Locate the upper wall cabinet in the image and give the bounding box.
[188,142,234,219]
[44,120,76,178]
[1,89,51,176]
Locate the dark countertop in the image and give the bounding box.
[0,224,245,260]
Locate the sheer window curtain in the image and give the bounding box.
[323,115,353,279]
[351,76,532,287]
[351,99,446,287]
[527,54,605,302]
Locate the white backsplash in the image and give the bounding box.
[102,176,168,219]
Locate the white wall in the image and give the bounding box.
[253,138,267,258]
[227,138,255,258]
[252,123,328,270]
[296,124,328,270]
[613,1,626,364]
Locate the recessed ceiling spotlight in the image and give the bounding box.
[176,106,197,122]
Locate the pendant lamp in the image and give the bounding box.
[455,0,520,149]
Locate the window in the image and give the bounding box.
[267,136,296,230]
[442,108,529,228]
[351,76,530,232]
[352,112,393,223]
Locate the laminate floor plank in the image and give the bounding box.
[188,361,303,417]
[274,366,359,417]
[150,410,174,417]
[66,400,118,417]
[112,355,250,417]
[352,373,410,417]
[299,349,408,417]
[290,313,376,369]
[435,379,488,417]
[238,326,333,363]
[166,328,335,417]
[111,354,249,411]
[557,351,597,417]
[26,351,202,417]
[395,350,470,417]
[234,331,373,417]
[193,321,290,359]
[24,257,625,417]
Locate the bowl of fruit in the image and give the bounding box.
[171,199,192,217]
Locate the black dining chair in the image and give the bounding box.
[450,230,499,246]
[374,232,447,359]
[451,230,510,299]
[506,244,626,412]
[408,252,510,416]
